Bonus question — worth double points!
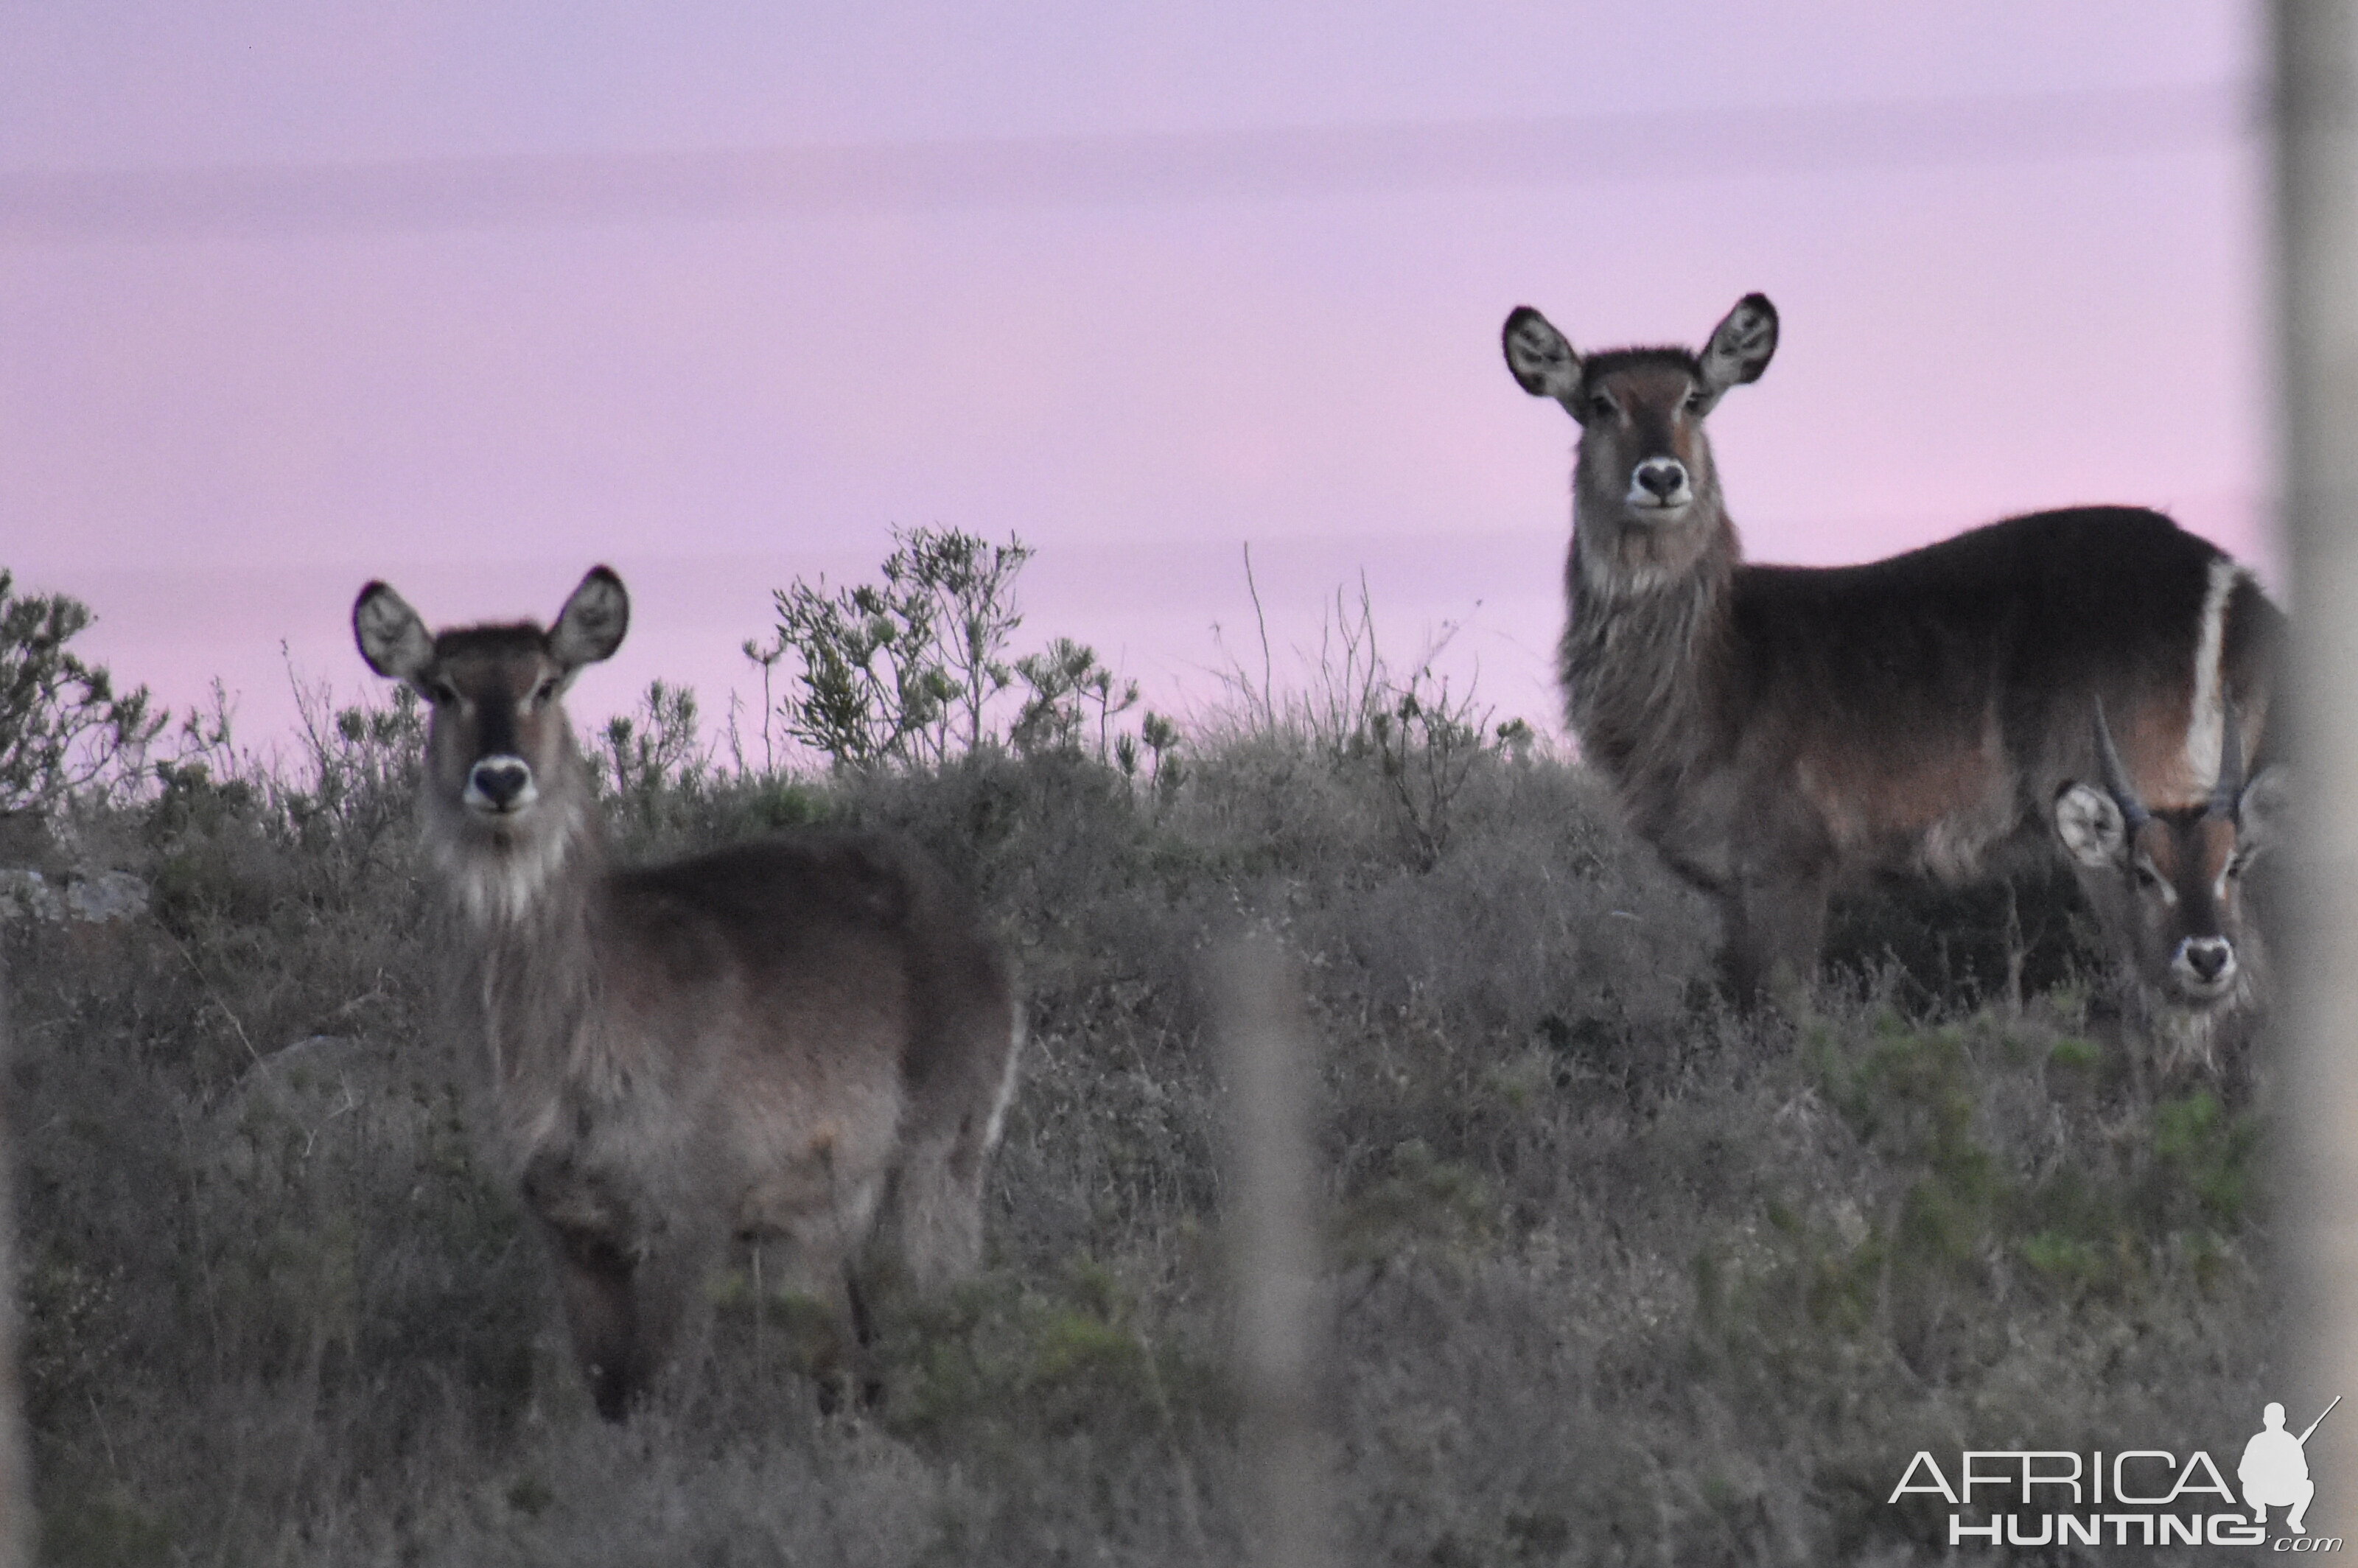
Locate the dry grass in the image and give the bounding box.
[0,704,2279,1565]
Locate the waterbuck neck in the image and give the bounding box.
[1562,489,1742,795]
[423,778,614,1114]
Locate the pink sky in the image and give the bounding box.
[0,4,2265,766]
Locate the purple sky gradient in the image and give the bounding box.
[1,4,2264,766]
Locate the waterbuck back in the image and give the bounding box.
[355,567,1021,1419]
[1502,295,2285,1049]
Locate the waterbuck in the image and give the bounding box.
[354,567,1021,1419]
[2054,699,2284,1073]
[1500,294,2284,1046]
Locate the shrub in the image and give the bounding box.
[748,525,1035,769]
[0,570,163,817]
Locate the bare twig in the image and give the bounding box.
[1243,543,1275,728]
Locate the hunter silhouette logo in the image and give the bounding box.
[2242,1398,2337,1536]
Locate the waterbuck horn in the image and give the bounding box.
[2092,699,2151,830]
[2210,693,2245,819]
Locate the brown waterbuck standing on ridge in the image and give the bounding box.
[1501,294,2284,1061]
[355,567,1021,1419]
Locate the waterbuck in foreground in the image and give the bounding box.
[355,567,1021,1419]
[1501,294,2284,1059]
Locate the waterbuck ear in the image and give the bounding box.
[2054,782,2128,869]
[549,566,629,669]
[353,582,435,681]
[1698,293,1779,394]
[1502,307,1581,406]
[2236,763,2289,860]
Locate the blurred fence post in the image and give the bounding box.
[0,967,29,1568]
[2278,0,2358,1531]
[1213,943,1332,1568]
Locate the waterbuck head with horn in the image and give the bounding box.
[2054,698,2285,1023]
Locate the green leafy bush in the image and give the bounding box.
[0,570,162,816]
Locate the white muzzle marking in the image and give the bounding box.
[1626,458,1693,514]
[465,754,539,815]
[2171,935,2236,1001]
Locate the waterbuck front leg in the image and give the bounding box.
[548,1228,647,1421]
[525,1149,705,1422]
[1720,861,1833,1007]
[816,1253,881,1415]
[525,1153,651,1420]
[547,1219,725,1422]
[632,1221,727,1410]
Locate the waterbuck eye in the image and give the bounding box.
[422,679,460,706]
[1684,390,1709,413]
[1586,393,1617,421]
[2133,864,2163,892]
[531,677,559,704]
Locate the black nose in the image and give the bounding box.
[2183,938,2231,982]
[471,758,531,808]
[1637,461,1685,499]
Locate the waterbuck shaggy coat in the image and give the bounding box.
[355,567,1021,1418]
[1501,294,2284,1054]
